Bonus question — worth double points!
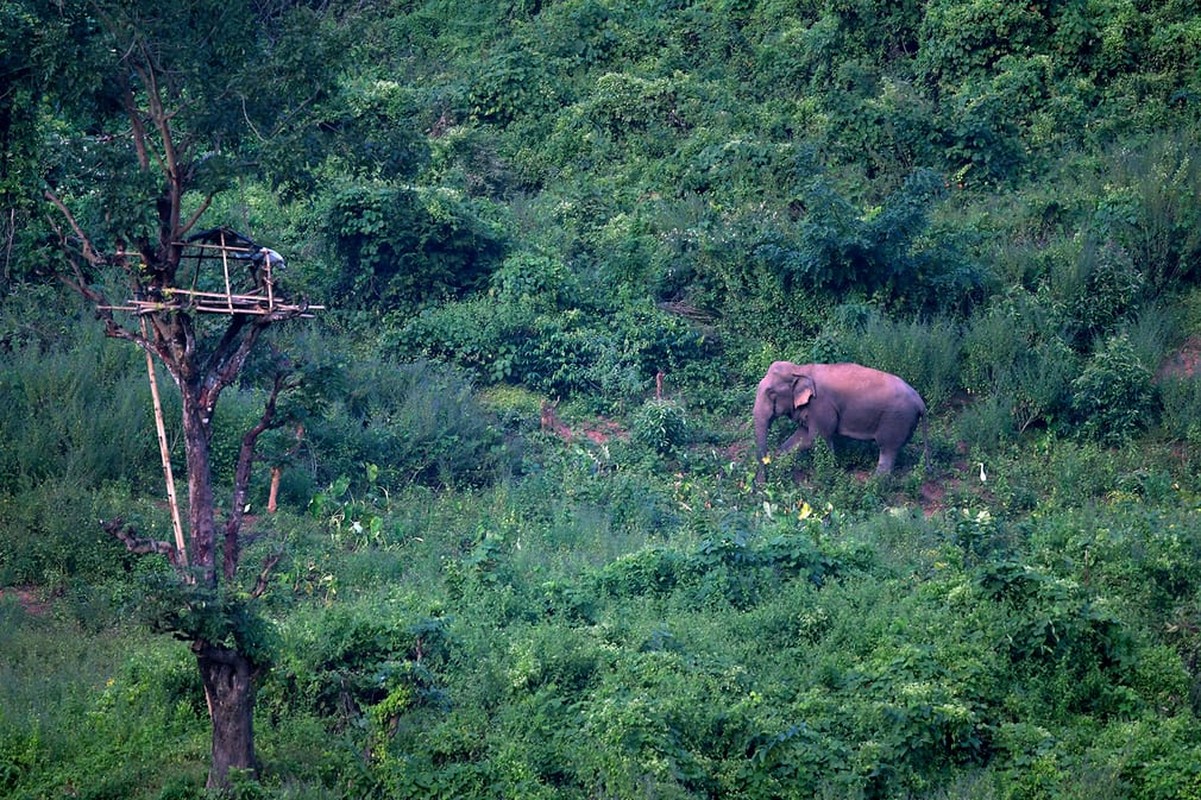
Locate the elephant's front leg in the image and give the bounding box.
[778,423,816,455]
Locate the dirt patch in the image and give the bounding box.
[919,480,949,516]
[540,401,629,444]
[1157,335,1201,381]
[0,586,50,616]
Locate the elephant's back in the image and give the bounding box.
[819,363,922,402]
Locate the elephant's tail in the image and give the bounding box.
[920,407,930,467]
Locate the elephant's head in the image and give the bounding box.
[754,362,814,460]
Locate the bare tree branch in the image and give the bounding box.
[180,193,216,238]
[42,189,105,267]
[103,517,186,574]
[223,371,296,581]
[120,80,151,171]
[250,551,283,599]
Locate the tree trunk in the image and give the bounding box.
[181,391,219,585]
[197,643,258,789]
[180,385,260,791]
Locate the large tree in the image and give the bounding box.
[19,0,339,787]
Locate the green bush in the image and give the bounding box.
[1051,237,1145,343]
[399,291,705,406]
[752,169,980,316]
[468,47,563,126]
[1071,333,1156,445]
[630,398,690,456]
[0,481,152,587]
[267,597,448,729]
[323,75,428,182]
[918,0,1047,88]
[1092,133,1201,292]
[1159,374,1201,445]
[963,293,1080,434]
[322,183,507,311]
[954,393,1015,454]
[488,251,579,308]
[836,311,962,411]
[0,616,207,800]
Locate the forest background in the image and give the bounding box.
[3,0,1201,797]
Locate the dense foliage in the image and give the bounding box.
[3,0,1201,796]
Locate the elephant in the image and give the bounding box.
[754,361,927,480]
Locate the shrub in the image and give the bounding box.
[1071,333,1156,445]
[0,321,164,493]
[322,183,507,311]
[954,393,1015,454]
[324,75,428,182]
[963,293,1080,433]
[917,0,1047,88]
[630,398,690,456]
[754,169,968,315]
[587,72,684,140]
[1159,374,1201,445]
[488,251,579,309]
[467,47,562,126]
[309,358,507,491]
[399,291,705,407]
[267,596,450,726]
[1092,133,1201,292]
[0,481,153,587]
[1056,237,1145,342]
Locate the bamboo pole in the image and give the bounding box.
[219,230,234,312]
[265,257,274,310]
[174,241,255,253]
[142,319,188,570]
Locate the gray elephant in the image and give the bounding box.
[754,361,927,480]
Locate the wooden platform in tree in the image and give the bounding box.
[99,226,324,318]
[106,287,320,317]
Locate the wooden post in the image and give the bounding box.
[219,230,234,312]
[267,467,282,514]
[265,255,274,310]
[142,319,188,569]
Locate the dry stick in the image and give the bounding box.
[142,317,188,571]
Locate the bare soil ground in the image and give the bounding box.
[0,586,50,616]
[1158,335,1201,380]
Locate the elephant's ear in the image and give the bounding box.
[792,374,815,409]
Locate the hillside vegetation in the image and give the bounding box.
[3,0,1201,797]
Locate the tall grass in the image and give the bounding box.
[0,604,207,799]
[0,322,163,494]
[835,311,962,411]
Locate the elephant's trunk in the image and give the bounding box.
[753,390,773,464]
